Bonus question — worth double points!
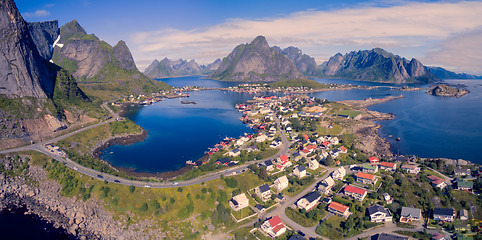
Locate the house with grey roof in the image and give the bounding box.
[400,207,422,223]
[293,165,307,179]
[297,191,321,211]
[255,184,272,202]
[433,208,455,222]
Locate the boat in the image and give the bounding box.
[186,160,197,166]
[396,137,401,141]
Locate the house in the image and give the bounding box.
[318,177,335,195]
[431,233,446,240]
[369,156,380,164]
[246,145,259,152]
[383,193,393,204]
[276,193,285,202]
[457,179,473,191]
[261,215,286,238]
[256,134,268,143]
[400,207,422,223]
[427,175,446,189]
[255,204,265,212]
[362,163,378,173]
[376,233,408,240]
[270,140,282,148]
[332,167,346,180]
[380,162,397,172]
[299,148,311,157]
[328,201,351,218]
[264,160,274,171]
[459,209,469,220]
[401,164,420,174]
[297,191,322,211]
[356,172,376,185]
[308,159,319,170]
[330,137,339,145]
[292,152,302,161]
[278,155,290,164]
[293,165,307,179]
[433,208,455,222]
[229,193,249,211]
[227,148,241,157]
[339,146,348,154]
[367,204,393,223]
[274,176,289,192]
[215,158,231,166]
[255,184,272,202]
[454,167,470,176]
[344,185,368,201]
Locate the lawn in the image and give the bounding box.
[285,207,318,227]
[336,110,361,119]
[316,215,344,240]
[232,207,256,221]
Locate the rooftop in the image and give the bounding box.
[357,172,376,180]
[345,185,367,196]
[328,201,349,213]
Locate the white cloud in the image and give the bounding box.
[128,1,482,73]
[423,29,482,75]
[23,9,51,18]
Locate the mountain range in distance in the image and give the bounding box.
[144,58,221,79]
[149,35,480,83]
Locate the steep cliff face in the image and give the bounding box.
[144,58,206,78]
[112,40,137,71]
[320,48,437,83]
[27,20,59,60]
[209,36,304,82]
[0,0,54,98]
[275,46,319,76]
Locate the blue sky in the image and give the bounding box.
[17,0,482,74]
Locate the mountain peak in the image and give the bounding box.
[59,20,87,42]
[209,36,304,82]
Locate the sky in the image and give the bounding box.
[17,0,482,75]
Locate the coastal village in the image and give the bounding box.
[157,92,482,240]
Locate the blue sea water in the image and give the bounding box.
[100,76,482,173]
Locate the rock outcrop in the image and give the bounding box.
[0,0,54,98]
[209,36,304,82]
[320,48,437,83]
[206,58,221,71]
[144,58,206,78]
[27,20,59,60]
[426,84,469,98]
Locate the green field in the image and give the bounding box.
[336,110,362,118]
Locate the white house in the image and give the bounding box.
[332,167,346,180]
[227,148,241,157]
[330,137,339,145]
[367,204,393,223]
[400,207,422,223]
[318,177,335,195]
[261,216,286,238]
[297,191,322,211]
[274,175,289,192]
[229,193,249,211]
[308,159,319,170]
[401,164,420,174]
[256,134,268,143]
[293,165,307,179]
[255,184,272,202]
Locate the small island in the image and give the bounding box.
[426,84,469,98]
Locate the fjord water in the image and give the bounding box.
[101,76,482,173]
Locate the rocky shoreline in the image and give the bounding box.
[0,155,165,239]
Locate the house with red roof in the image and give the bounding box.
[380,162,397,172]
[321,141,331,148]
[369,157,379,164]
[328,201,351,218]
[339,146,347,154]
[356,172,376,185]
[344,185,368,201]
[261,215,286,238]
[299,148,311,157]
[427,175,446,189]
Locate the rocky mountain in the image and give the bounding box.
[27,20,59,60]
[0,0,54,98]
[206,58,221,71]
[209,36,304,82]
[320,48,437,83]
[144,58,206,78]
[52,20,169,98]
[273,46,320,76]
[427,67,481,79]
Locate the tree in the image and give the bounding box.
[324,155,334,166]
[129,185,135,193]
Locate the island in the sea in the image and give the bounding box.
[427,84,470,98]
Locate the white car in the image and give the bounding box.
[73,167,78,171]
[144,185,151,188]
